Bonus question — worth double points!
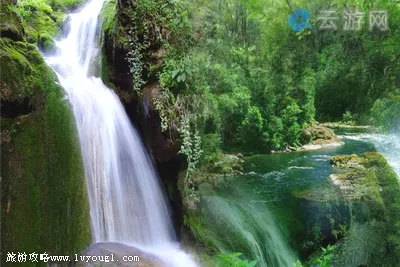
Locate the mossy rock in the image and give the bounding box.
[329,152,400,265]
[0,37,44,102]
[38,33,56,53]
[47,0,86,12]
[1,37,91,264]
[0,1,24,41]
[15,0,76,47]
[303,123,342,145]
[100,0,117,36]
[330,154,363,168]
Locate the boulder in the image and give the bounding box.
[0,1,24,41]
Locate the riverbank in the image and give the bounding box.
[270,123,345,153]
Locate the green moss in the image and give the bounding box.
[0,1,24,41]
[0,38,43,102]
[1,38,91,265]
[38,33,56,52]
[331,154,363,167]
[15,0,76,47]
[184,212,215,250]
[330,152,400,264]
[100,0,117,36]
[361,153,400,260]
[46,0,85,11]
[99,0,117,82]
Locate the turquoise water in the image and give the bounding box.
[199,135,379,266]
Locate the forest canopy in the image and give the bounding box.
[127,0,400,159]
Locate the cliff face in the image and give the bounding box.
[0,1,91,262]
[99,0,185,234]
[100,0,180,165]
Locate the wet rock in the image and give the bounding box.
[299,123,344,151]
[0,1,24,41]
[303,123,343,145]
[329,152,400,265]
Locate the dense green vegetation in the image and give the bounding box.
[120,0,399,170]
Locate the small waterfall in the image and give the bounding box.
[368,133,400,178]
[45,0,196,266]
[340,133,400,178]
[203,195,298,267]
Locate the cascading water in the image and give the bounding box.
[45,0,196,265]
[339,132,400,178]
[200,194,298,267]
[368,133,400,177]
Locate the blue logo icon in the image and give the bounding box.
[288,9,312,32]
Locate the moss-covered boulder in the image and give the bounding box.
[329,152,400,266]
[300,123,344,151]
[1,17,90,266]
[0,38,44,103]
[12,0,84,49]
[0,0,24,41]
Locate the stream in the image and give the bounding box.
[198,130,400,266]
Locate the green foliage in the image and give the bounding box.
[171,59,193,84]
[159,54,193,91]
[239,106,264,151]
[126,0,192,91]
[311,245,336,267]
[121,0,400,204]
[46,0,84,11]
[342,111,354,123]
[371,92,400,131]
[201,133,223,165]
[217,252,257,267]
[179,115,203,178]
[291,245,337,267]
[127,31,146,92]
[312,1,400,122]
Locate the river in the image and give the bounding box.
[198,129,399,266]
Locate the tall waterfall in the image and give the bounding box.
[45,0,196,266]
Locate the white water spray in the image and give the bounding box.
[45,1,196,265]
[340,133,400,178]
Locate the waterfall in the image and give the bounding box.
[202,195,298,267]
[45,0,196,266]
[339,133,400,178]
[368,133,400,178]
